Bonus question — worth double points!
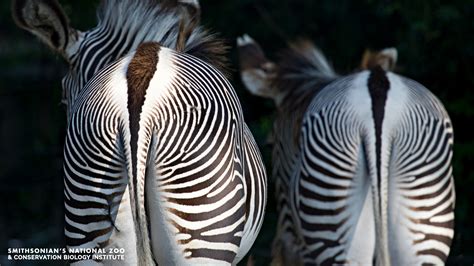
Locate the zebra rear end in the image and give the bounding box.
[237,36,454,265]
[298,68,454,264]
[135,45,267,265]
[64,43,267,265]
[13,0,267,265]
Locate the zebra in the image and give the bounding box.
[12,0,267,265]
[238,34,454,265]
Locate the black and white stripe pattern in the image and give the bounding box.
[292,70,454,265]
[65,46,266,265]
[14,0,267,265]
[297,70,454,265]
[283,71,454,266]
[61,0,226,116]
[238,38,454,265]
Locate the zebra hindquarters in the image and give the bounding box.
[140,48,257,265]
[145,125,248,265]
[63,58,139,265]
[384,77,455,265]
[294,100,376,265]
[233,125,268,264]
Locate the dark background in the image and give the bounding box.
[1,0,473,265]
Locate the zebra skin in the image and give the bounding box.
[13,1,267,265]
[238,34,454,265]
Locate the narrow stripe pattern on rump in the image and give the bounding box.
[63,58,136,263]
[16,0,266,265]
[385,75,455,265]
[261,38,455,265]
[64,45,266,265]
[132,49,267,264]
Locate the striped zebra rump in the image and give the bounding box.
[64,43,266,265]
[237,125,268,262]
[271,115,307,266]
[295,69,454,265]
[13,1,267,265]
[64,56,138,265]
[238,36,454,265]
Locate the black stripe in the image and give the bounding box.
[126,42,160,180]
[185,248,236,263]
[367,66,390,215]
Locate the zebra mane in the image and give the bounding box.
[274,40,338,143]
[96,0,229,76]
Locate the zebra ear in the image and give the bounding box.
[361,47,398,71]
[12,0,75,56]
[237,34,278,100]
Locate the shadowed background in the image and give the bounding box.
[1,0,473,265]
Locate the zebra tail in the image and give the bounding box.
[132,128,155,266]
[365,66,392,266]
[370,158,390,266]
[124,42,163,266]
[120,108,155,266]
